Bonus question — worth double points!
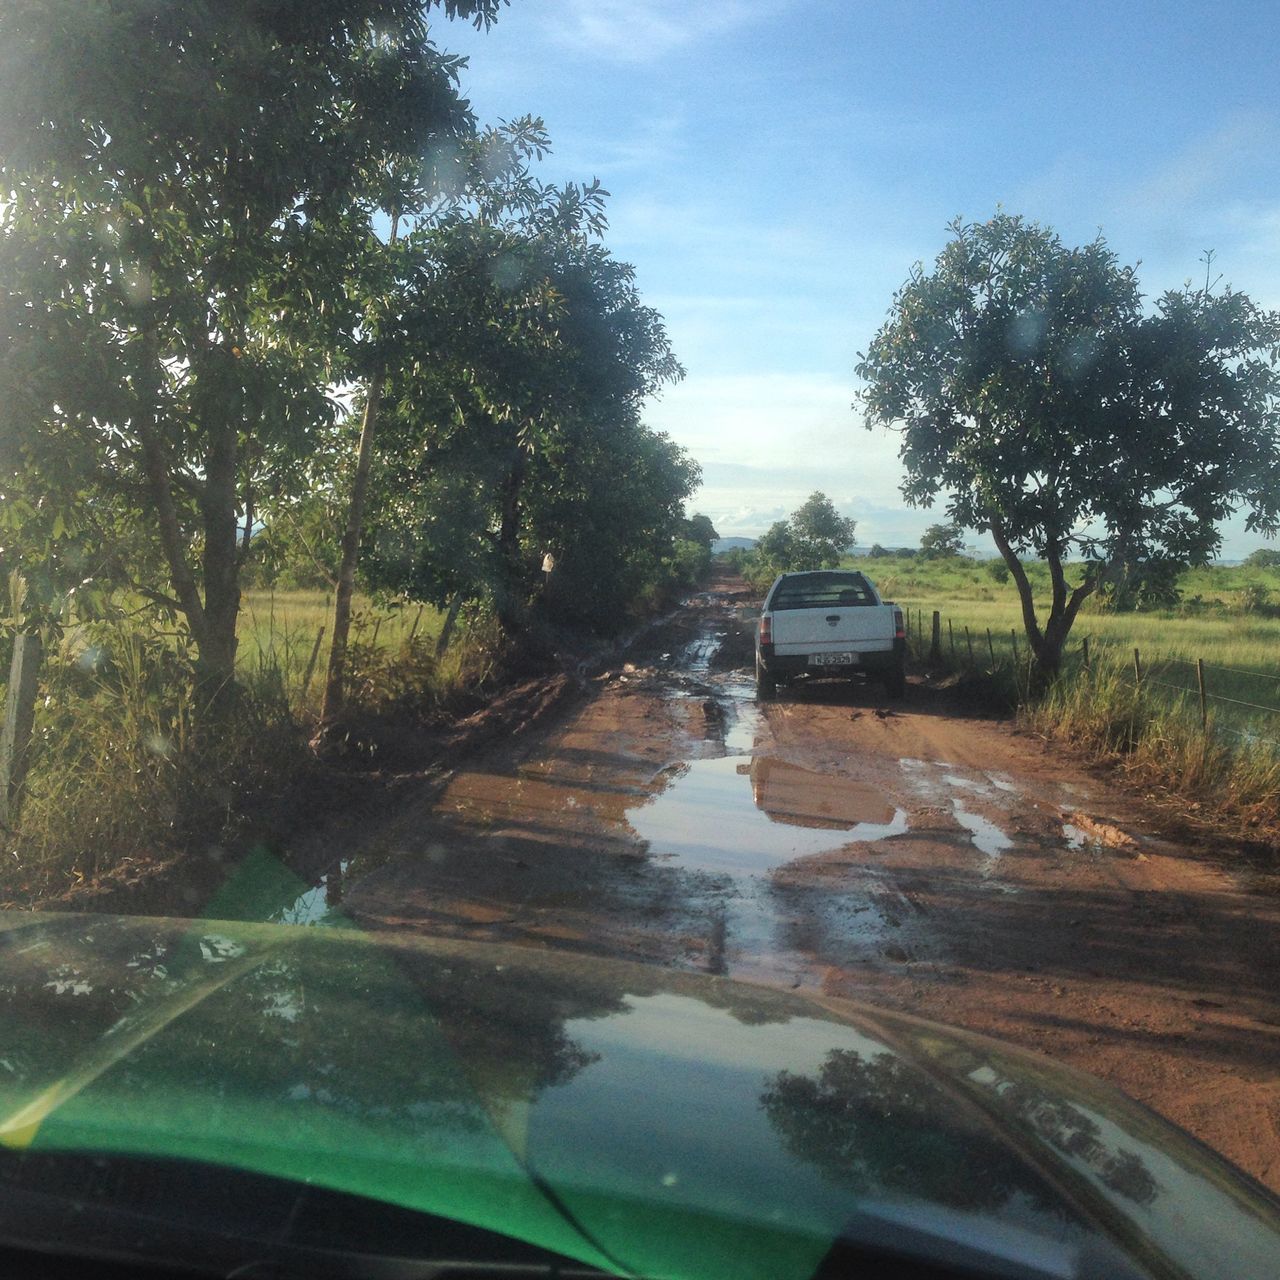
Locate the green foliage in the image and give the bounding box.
[358,219,688,635]
[0,0,507,687]
[919,523,965,560]
[682,513,720,549]
[857,211,1280,676]
[1096,556,1184,612]
[790,492,858,567]
[987,560,1011,584]
[1244,547,1280,568]
[746,492,857,583]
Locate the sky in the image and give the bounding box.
[439,0,1280,557]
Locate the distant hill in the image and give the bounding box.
[712,537,756,553]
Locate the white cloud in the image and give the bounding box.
[543,0,761,64]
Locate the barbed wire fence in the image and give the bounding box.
[900,605,1280,751]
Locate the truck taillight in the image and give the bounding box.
[759,614,772,645]
[893,608,905,640]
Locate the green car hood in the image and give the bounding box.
[0,912,1276,1279]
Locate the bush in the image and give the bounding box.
[987,560,1011,584]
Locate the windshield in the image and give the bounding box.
[1,3,1279,1278]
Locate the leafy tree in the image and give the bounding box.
[681,513,720,549]
[0,0,504,702]
[1244,547,1280,569]
[754,492,856,576]
[857,213,1280,677]
[357,218,684,639]
[866,543,892,559]
[754,520,799,574]
[918,523,965,560]
[790,492,857,567]
[313,118,605,722]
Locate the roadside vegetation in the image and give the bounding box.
[0,4,717,901]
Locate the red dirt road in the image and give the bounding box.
[333,575,1280,1191]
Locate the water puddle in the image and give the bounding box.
[631,756,908,877]
[951,802,1013,878]
[271,860,350,927]
[629,755,910,981]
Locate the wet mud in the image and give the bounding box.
[279,569,1279,1192]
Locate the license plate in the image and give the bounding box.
[809,652,856,666]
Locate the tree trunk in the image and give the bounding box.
[493,438,531,636]
[321,371,385,725]
[198,419,242,705]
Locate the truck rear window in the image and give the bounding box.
[769,574,876,610]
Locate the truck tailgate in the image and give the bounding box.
[771,605,895,654]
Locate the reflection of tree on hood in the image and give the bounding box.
[986,1079,1157,1207]
[762,1048,1063,1213]
[763,1047,1159,1212]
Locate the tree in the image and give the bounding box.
[0,0,504,703]
[754,520,799,573]
[682,513,719,549]
[356,218,684,640]
[857,213,1280,677]
[789,492,857,567]
[1244,548,1280,569]
[755,492,855,574]
[918,523,964,560]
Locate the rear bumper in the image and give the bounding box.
[759,639,904,680]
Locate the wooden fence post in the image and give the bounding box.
[964,625,974,664]
[986,628,996,667]
[1010,628,1018,661]
[407,603,425,642]
[1133,648,1142,684]
[947,618,955,658]
[302,626,325,692]
[1082,636,1090,671]
[930,611,942,664]
[1196,657,1208,731]
[0,633,43,829]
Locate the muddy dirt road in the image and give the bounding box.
[303,573,1280,1191]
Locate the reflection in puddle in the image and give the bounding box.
[753,758,898,831]
[630,757,908,878]
[271,860,350,927]
[952,803,1012,877]
[629,755,909,981]
[1061,822,1091,851]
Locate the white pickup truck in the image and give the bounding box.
[754,570,906,701]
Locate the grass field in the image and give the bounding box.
[853,556,1280,740]
[237,590,446,712]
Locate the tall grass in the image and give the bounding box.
[0,592,489,903]
[1029,655,1280,827]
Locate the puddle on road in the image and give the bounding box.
[951,803,1013,878]
[630,756,908,877]
[628,754,910,981]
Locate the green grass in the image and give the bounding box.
[237,590,445,713]
[0,591,475,901]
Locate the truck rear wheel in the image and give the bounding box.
[755,657,777,702]
[885,664,907,700]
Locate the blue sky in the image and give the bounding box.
[440,0,1280,556]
